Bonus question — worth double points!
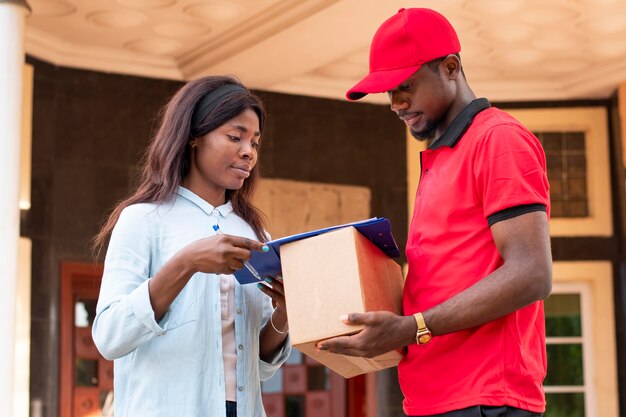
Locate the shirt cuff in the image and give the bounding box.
[127,279,167,336]
[259,335,291,380]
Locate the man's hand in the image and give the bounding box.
[316,311,416,358]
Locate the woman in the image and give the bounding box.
[92,76,290,417]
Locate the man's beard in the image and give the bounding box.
[409,119,438,142]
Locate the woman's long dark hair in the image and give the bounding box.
[93,76,268,256]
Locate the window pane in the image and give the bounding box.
[567,200,588,217]
[545,294,581,337]
[545,392,585,417]
[262,368,283,393]
[545,344,584,386]
[546,154,563,170]
[286,395,305,417]
[76,359,99,387]
[567,154,586,176]
[539,132,563,150]
[550,200,564,217]
[564,132,585,150]
[549,178,562,195]
[74,299,97,328]
[307,366,330,391]
[567,178,587,197]
[285,349,302,365]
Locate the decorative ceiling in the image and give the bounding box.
[25,0,626,104]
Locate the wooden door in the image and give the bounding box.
[59,262,113,417]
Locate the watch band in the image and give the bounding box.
[414,312,427,329]
[413,312,432,345]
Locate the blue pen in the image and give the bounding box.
[212,224,264,281]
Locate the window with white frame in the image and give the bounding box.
[544,283,595,417]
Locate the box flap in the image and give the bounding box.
[296,341,403,379]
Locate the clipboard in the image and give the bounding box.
[234,217,400,284]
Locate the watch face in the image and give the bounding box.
[418,334,432,344]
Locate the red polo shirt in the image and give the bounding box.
[400,99,550,416]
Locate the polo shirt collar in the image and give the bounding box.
[177,186,233,218]
[429,98,491,150]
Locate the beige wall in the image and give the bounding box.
[254,178,371,239]
[619,83,626,168]
[406,131,427,224]
[20,64,32,210]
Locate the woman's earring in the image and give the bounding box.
[190,140,198,149]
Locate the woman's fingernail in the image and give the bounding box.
[262,245,269,252]
[339,314,349,322]
[265,277,272,283]
[277,275,283,281]
[257,283,264,289]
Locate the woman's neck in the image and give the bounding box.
[181,178,226,207]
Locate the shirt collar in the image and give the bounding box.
[429,98,491,150]
[177,186,234,218]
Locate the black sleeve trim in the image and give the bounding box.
[487,204,547,227]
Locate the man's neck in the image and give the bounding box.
[436,85,477,140]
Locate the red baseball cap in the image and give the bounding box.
[346,8,461,101]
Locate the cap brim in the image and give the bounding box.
[346,65,422,101]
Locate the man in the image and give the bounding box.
[317,8,552,417]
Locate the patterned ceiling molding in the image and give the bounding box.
[179,0,341,79]
[20,0,626,102]
[25,26,182,80]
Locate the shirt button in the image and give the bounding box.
[238,386,243,392]
[238,344,243,350]
[236,308,242,314]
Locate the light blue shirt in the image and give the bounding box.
[93,187,290,417]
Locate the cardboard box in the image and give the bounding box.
[281,226,404,378]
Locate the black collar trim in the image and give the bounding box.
[429,98,491,150]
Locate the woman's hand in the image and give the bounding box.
[181,234,268,275]
[258,276,288,332]
[148,234,266,320]
[258,275,289,361]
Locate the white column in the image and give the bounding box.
[0,1,30,416]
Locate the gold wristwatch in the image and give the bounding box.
[413,312,432,345]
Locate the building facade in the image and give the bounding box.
[10,57,626,417]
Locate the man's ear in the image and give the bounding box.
[443,54,462,79]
